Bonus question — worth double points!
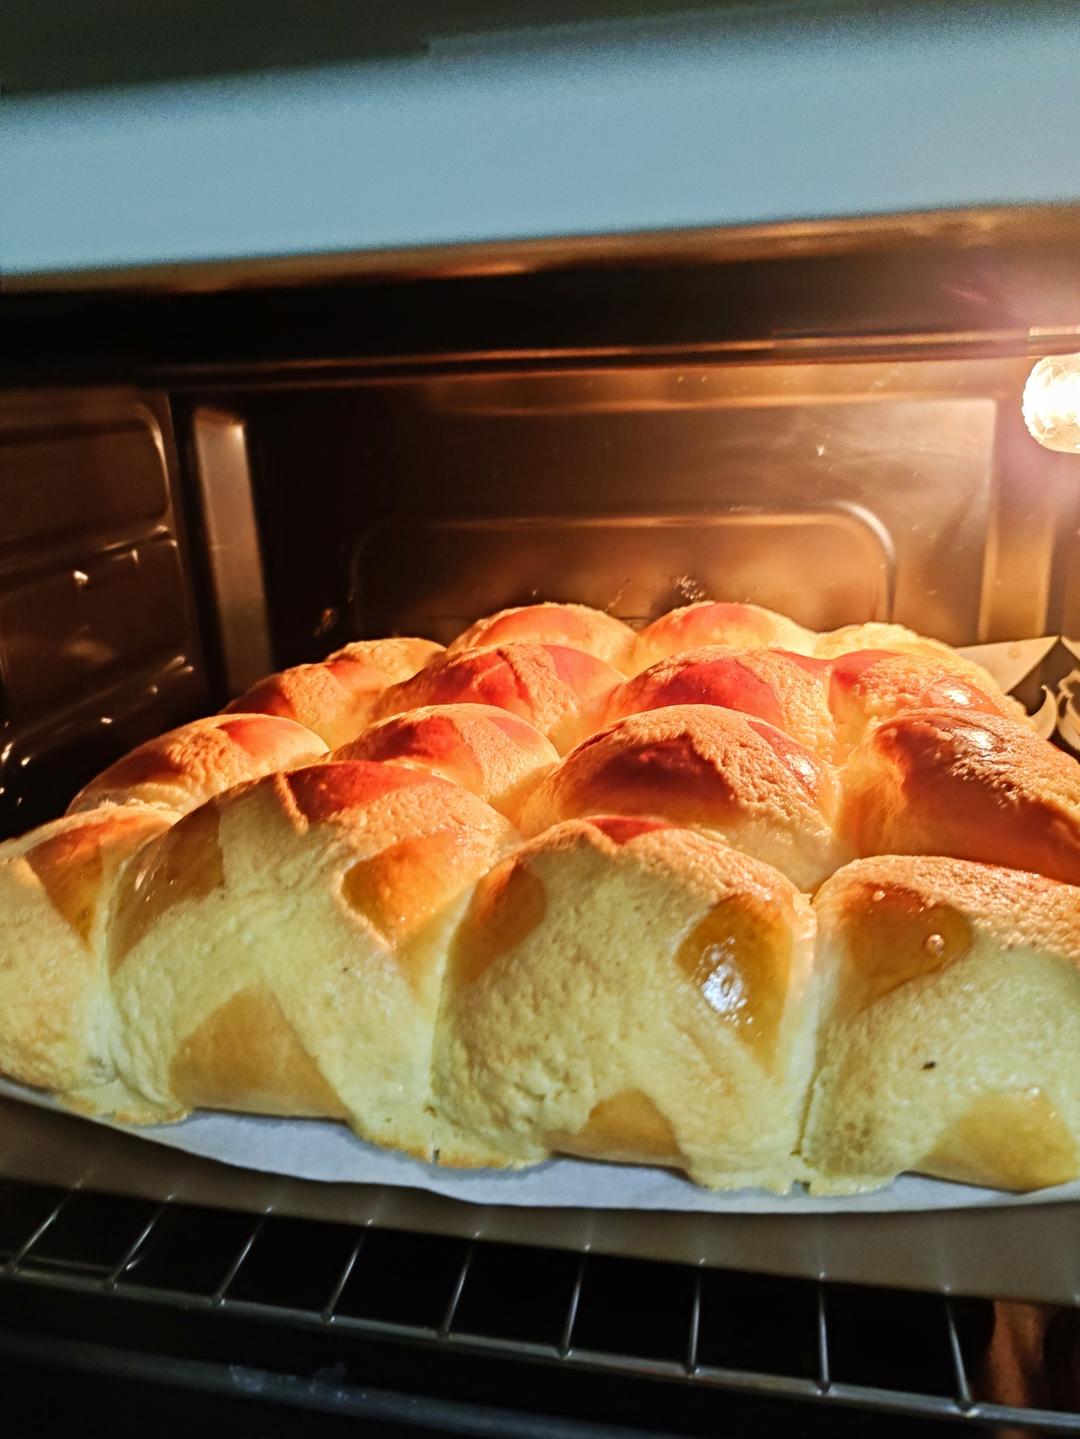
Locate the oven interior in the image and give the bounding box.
[2,237,1080,1433]
[4,350,1077,835]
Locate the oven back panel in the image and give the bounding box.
[239,355,1077,675]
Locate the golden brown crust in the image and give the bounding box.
[610,644,1024,766]
[448,603,636,671]
[449,855,549,988]
[23,810,165,948]
[815,853,1080,960]
[633,603,815,672]
[675,893,794,1063]
[334,703,558,821]
[607,646,837,760]
[341,824,518,997]
[223,658,383,748]
[813,622,1014,706]
[520,704,847,889]
[917,1091,1080,1192]
[831,882,974,1017]
[325,636,444,676]
[70,714,328,816]
[110,800,226,973]
[839,708,1080,886]
[225,638,444,749]
[373,643,622,754]
[549,1090,682,1164]
[827,648,1022,747]
[279,757,438,827]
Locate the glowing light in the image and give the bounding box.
[1023,354,1080,454]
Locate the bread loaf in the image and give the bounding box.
[448,603,636,671]
[223,636,442,748]
[840,708,1080,886]
[804,856,1080,1193]
[332,703,557,822]
[108,761,518,1150]
[520,705,848,889]
[633,602,816,671]
[373,642,622,754]
[827,648,1023,749]
[70,714,328,815]
[434,817,818,1190]
[3,596,1076,1197]
[813,621,1007,701]
[0,806,172,1094]
[606,647,838,760]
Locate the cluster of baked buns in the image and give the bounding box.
[1,601,1078,1196]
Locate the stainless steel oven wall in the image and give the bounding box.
[231,354,1078,677]
[0,390,210,837]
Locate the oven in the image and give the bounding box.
[4,7,1080,1435]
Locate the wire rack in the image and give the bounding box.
[1,1176,1078,1437]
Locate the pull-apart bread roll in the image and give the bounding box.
[633,603,816,672]
[433,817,819,1190]
[0,806,172,1096]
[804,856,1080,1194]
[327,635,445,674]
[840,709,1080,886]
[828,649,1019,751]
[815,620,967,661]
[334,704,557,823]
[69,714,328,816]
[521,705,849,890]
[107,761,517,1153]
[607,647,1017,766]
[373,643,622,754]
[448,603,636,672]
[814,621,1009,705]
[224,637,443,748]
[606,647,838,761]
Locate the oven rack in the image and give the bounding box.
[1,1176,1078,1436]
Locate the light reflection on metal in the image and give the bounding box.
[190,408,273,696]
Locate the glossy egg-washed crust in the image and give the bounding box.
[1,599,1078,1197]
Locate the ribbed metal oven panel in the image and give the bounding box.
[0,390,210,837]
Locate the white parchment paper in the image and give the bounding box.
[4,638,1076,1217]
[5,1077,1079,1215]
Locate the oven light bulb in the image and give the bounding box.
[1022,354,1080,453]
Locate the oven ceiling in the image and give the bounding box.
[4,1,1027,95]
[4,3,1080,288]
